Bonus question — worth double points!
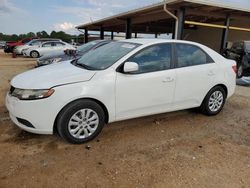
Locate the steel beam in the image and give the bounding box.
[220,14,231,52]
[126,18,132,39]
[100,26,104,39]
[177,8,185,40]
[84,29,88,43]
[111,31,114,40]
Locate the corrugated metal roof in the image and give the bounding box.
[184,0,250,13]
[76,0,250,29]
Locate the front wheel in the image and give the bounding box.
[57,100,105,144]
[200,86,226,116]
[30,51,40,58]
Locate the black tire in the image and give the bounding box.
[200,86,226,116]
[57,99,105,144]
[237,64,244,78]
[30,51,39,58]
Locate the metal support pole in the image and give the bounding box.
[100,27,104,40]
[84,29,88,43]
[177,8,185,40]
[163,4,178,40]
[135,33,137,38]
[220,14,231,52]
[126,18,132,39]
[111,31,114,40]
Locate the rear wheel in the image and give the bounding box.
[200,86,226,116]
[30,51,39,58]
[57,99,105,144]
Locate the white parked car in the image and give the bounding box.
[6,39,236,144]
[22,41,75,58]
[14,38,61,55]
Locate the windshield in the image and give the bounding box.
[77,41,99,52]
[245,42,250,53]
[27,40,41,46]
[26,41,33,46]
[75,42,140,70]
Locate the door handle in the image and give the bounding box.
[162,77,174,83]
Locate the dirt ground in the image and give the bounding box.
[0,49,250,188]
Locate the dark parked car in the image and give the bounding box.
[36,40,111,67]
[222,41,250,78]
[4,37,38,53]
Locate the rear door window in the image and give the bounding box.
[42,42,53,47]
[54,42,65,46]
[175,43,213,68]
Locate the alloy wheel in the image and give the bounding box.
[68,109,99,139]
[208,90,224,112]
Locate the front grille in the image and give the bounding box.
[9,86,15,95]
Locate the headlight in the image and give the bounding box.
[11,88,55,100]
[41,59,53,65]
[52,57,62,63]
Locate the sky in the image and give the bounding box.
[0,0,250,35]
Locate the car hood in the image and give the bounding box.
[11,61,96,89]
[38,51,66,61]
[16,45,28,50]
[38,51,81,63]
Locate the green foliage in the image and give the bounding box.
[0,31,83,43]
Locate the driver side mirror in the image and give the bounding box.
[123,62,139,73]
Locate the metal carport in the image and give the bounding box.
[76,0,250,52]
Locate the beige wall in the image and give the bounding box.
[183,19,250,52]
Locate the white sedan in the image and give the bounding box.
[6,39,236,144]
[13,39,61,55]
[22,41,75,58]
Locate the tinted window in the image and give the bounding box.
[77,41,98,52]
[127,43,172,74]
[176,44,211,68]
[76,42,140,70]
[22,38,31,43]
[30,40,41,46]
[54,42,65,46]
[42,42,53,47]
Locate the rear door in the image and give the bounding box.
[53,42,66,50]
[173,43,218,109]
[39,42,54,56]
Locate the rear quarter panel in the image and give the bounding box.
[201,44,236,98]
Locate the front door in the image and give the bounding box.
[115,43,176,121]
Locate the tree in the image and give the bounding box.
[26,32,36,37]
[37,31,49,38]
[0,30,84,43]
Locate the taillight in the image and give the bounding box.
[232,65,237,74]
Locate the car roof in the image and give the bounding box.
[31,38,61,42]
[41,41,65,44]
[120,38,203,46]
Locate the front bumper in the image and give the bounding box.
[22,51,30,57]
[5,93,55,135]
[13,48,23,55]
